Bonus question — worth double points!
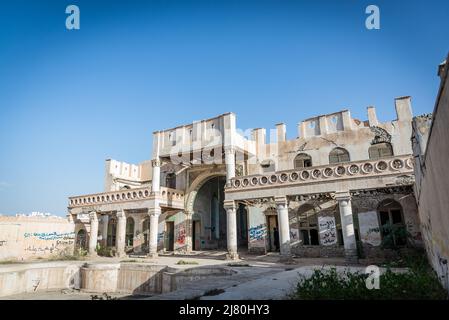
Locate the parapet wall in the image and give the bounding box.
[0,216,75,262]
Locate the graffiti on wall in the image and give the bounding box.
[358,211,381,246]
[318,216,337,246]
[249,224,265,241]
[175,224,186,245]
[23,232,75,256]
[24,232,75,241]
[290,228,299,242]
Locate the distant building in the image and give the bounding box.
[412,53,449,291]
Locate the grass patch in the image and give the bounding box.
[121,259,138,263]
[227,263,251,267]
[176,260,199,265]
[0,259,22,265]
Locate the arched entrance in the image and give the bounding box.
[107,217,117,247]
[75,229,87,250]
[193,176,227,249]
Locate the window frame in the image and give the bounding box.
[329,147,350,164]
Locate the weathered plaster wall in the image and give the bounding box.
[247,206,267,254]
[247,98,413,175]
[0,216,75,262]
[413,57,449,291]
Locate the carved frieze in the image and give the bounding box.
[370,126,392,145]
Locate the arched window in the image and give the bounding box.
[125,217,134,247]
[297,204,319,246]
[329,147,350,164]
[261,159,275,173]
[76,229,87,249]
[369,142,393,160]
[294,153,312,168]
[107,218,117,247]
[166,173,176,189]
[378,199,406,247]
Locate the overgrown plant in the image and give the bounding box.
[292,262,448,300]
[369,222,414,250]
[96,244,115,257]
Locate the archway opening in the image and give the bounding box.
[107,217,117,247]
[192,176,227,250]
[75,229,87,250]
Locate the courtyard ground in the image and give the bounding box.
[1,251,404,300]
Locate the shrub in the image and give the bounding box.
[76,247,88,257]
[96,245,115,257]
[292,265,448,300]
[176,260,199,265]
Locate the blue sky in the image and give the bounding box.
[0,0,448,216]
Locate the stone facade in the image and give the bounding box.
[68,97,424,263]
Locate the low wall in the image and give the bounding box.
[0,216,75,262]
[0,261,83,297]
[291,245,345,258]
[0,262,235,298]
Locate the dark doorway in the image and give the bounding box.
[192,220,200,250]
[165,222,175,251]
[266,215,279,252]
[76,229,87,249]
[237,204,248,247]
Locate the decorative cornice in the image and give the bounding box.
[226,155,414,192]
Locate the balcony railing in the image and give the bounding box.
[227,155,414,191]
[68,186,185,208]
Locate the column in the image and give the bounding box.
[225,147,236,185]
[275,197,292,260]
[224,200,238,260]
[88,211,99,256]
[101,214,109,247]
[148,207,161,258]
[151,158,161,193]
[335,192,358,264]
[133,216,141,253]
[185,210,193,253]
[116,210,127,257]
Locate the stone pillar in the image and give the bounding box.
[101,214,109,247]
[151,158,161,193]
[185,211,193,253]
[116,210,127,257]
[275,197,292,260]
[335,192,358,264]
[148,207,161,258]
[225,147,236,185]
[224,200,238,260]
[88,211,99,256]
[133,215,141,253]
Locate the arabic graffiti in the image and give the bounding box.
[249,224,266,241]
[318,216,337,246]
[24,232,75,241]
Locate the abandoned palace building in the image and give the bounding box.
[68,96,424,263]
